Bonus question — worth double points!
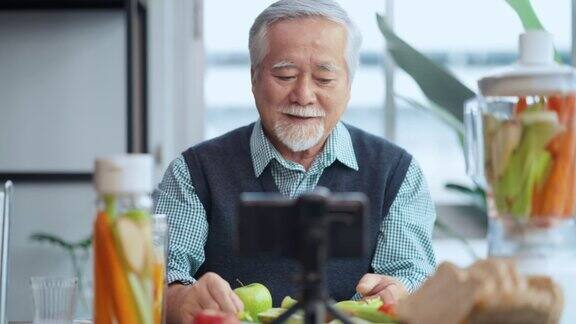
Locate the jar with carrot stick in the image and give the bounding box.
[465,31,576,323]
[93,154,156,324]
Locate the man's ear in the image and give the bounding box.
[250,67,257,85]
[251,67,260,96]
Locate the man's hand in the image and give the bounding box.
[167,272,244,324]
[355,274,408,304]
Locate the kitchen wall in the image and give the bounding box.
[0,10,126,320]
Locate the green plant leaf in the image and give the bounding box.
[445,183,487,212]
[73,235,93,250]
[30,233,73,251]
[396,94,465,149]
[505,0,544,30]
[444,183,477,195]
[30,233,93,251]
[434,219,480,260]
[376,14,476,122]
[505,0,563,63]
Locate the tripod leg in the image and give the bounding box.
[271,302,303,324]
[325,302,354,324]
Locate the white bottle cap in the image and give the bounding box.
[94,154,154,194]
[519,30,554,65]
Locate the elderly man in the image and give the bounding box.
[155,0,436,323]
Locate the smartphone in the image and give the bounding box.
[235,191,368,259]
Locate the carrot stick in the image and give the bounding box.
[153,260,165,324]
[94,227,112,324]
[95,212,140,324]
[562,95,576,216]
[516,97,528,114]
[548,96,564,118]
[563,155,576,216]
[546,95,567,155]
[540,95,576,217]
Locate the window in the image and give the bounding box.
[204,1,272,139]
[203,0,572,204]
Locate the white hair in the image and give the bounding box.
[249,0,362,84]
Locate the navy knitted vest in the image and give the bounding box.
[182,123,411,304]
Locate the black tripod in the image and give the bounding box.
[271,189,353,324]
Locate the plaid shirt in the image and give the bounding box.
[153,121,436,296]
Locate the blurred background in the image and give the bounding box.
[0,0,572,320]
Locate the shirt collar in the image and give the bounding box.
[250,120,359,178]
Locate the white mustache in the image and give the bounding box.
[279,105,326,118]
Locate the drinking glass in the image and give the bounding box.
[30,276,78,324]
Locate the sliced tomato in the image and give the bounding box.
[378,303,396,316]
[193,310,238,324]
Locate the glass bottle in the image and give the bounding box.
[93,154,155,324]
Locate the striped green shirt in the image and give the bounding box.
[154,121,436,296]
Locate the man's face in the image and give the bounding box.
[251,17,351,152]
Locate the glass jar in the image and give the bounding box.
[465,31,576,323]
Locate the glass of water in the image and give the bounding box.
[30,276,78,324]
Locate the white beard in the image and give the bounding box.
[272,105,326,152]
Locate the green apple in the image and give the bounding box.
[334,298,383,316]
[257,308,304,324]
[233,283,273,320]
[237,310,254,322]
[257,308,284,324]
[281,296,298,309]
